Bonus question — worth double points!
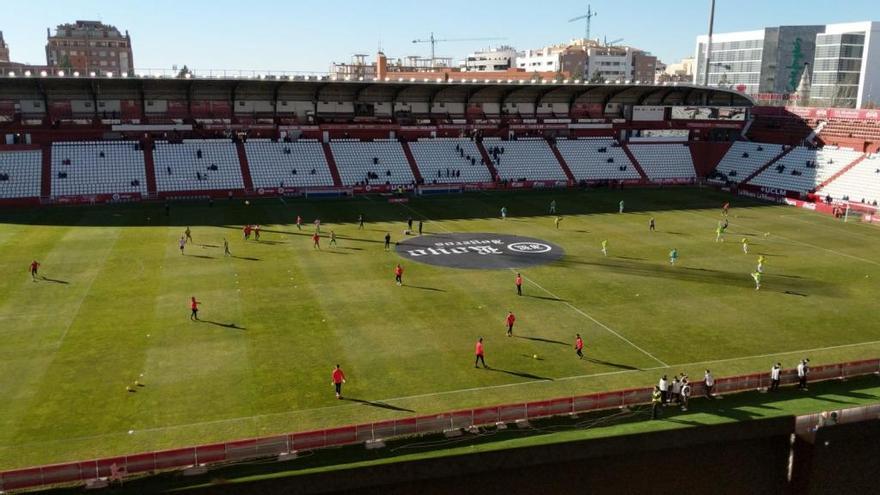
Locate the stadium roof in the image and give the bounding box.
[0,75,754,107]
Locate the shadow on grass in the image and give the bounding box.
[584,357,641,371]
[487,368,553,382]
[40,277,69,284]
[516,335,569,346]
[405,285,445,292]
[344,398,415,413]
[199,320,246,330]
[187,254,215,260]
[523,294,567,302]
[231,256,261,261]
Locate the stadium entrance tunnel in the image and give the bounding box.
[396,233,565,270]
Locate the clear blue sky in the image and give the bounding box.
[2,0,876,72]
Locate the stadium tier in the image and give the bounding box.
[484,138,568,181]
[154,139,244,192]
[244,139,335,189]
[711,142,784,184]
[409,138,492,184]
[747,146,864,195]
[51,141,147,197]
[0,150,42,199]
[816,154,880,205]
[627,143,696,180]
[555,138,641,181]
[329,139,415,186]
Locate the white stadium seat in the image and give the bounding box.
[748,146,863,194]
[556,138,640,181]
[245,139,335,189]
[814,154,879,205]
[154,139,244,192]
[712,142,783,184]
[330,139,415,186]
[485,138,567,181]
[0,150,42,199]
[51,141,147,196]
[409,138,491,183]
[627,144,696,180]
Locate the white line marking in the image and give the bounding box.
[5,337,878,448]
[681,209,880,267]
[400,201,669,367]
[516,272,669,367]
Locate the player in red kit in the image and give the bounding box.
[474,337,487,368]
[394,264,403,286]
[190,297,201,321]
[331,364,346,399]
[506,311,516,337]
[312,232,320,249]
[515,273,523,296]
[575,333,584,359]
[722,202,730,216]
[296,215,302,230]
[29,260,41,281]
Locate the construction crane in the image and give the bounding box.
[569,4,597,41]
[411,33,507,67]
[604,37,624,47]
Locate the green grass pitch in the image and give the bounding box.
[0,187,878,469]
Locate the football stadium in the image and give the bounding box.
[1,4,880,493]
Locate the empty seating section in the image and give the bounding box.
[0,150,41,199]
[154,140,244,192]
[712,142,783,183]
[329,139,414,186]
[51,142,147,196]
[555,139,640,181]
[819,120,880,142]
[628,144,696,180]
[245,140,334,189]
[748,146,863,194]
[409,138,491,183]
[485,138,567,181]
[817,155,880,205]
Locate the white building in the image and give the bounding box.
[694,22,880,108]
[517,39,656,82]
[460,46,519,72]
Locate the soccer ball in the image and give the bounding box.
[532,354,538,359]
[245,200,250,205]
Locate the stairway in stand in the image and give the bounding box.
[235,140,255,192]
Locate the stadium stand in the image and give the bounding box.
[627,143,696,180]
[817,154,880,205]
[555,138,641,181]
[484,138,567,181]
[0,150,42,199]
[819,120,880,143]
[244,139,335,189]
[711,142,784,183]
[748,146,864,194]
[154,139,244,192]
[408,138,492,183]
[50,142,147,196]
[329,139,415,186]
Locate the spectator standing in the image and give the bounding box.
[797,359,809,390]
[704,370,715,398]
[658,375,669,404]
[671,376,682,405]
[680,379,691,411]
[770,363,781,391]
[651,386,662,419]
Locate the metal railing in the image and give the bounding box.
[0,358,877,492]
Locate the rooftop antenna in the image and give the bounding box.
[568,4,597,41]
